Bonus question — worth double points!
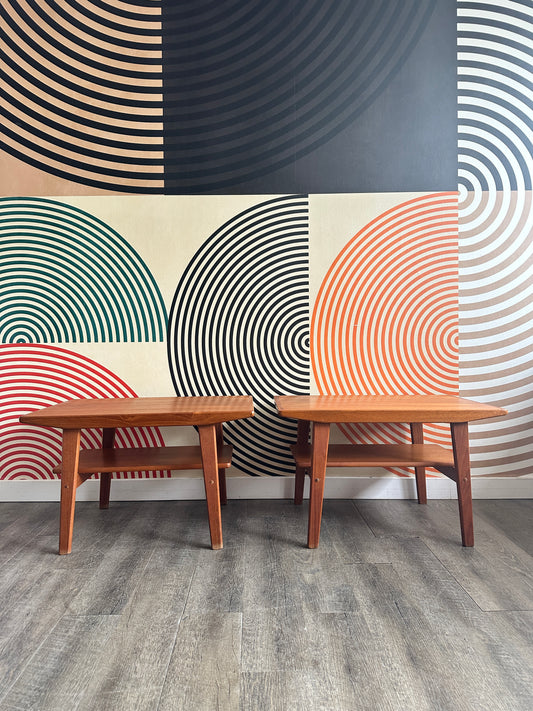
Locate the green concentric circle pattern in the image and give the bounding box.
[0,198,167,344]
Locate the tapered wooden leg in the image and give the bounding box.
[294,466,306,505]
[410,422,427,504]
[294,420,310,505]
[215,423,227,505]
[451,421,474,547]
[307,422,330,549]
[218,468,227,506]
[59,429,81,555]
[99,427,115,509]
[199,424,223,550]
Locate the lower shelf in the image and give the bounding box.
[291,443,455,468]
[53,444,233,475]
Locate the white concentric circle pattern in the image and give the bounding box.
[458,0,533,476]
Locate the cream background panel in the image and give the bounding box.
[60,195,280,310]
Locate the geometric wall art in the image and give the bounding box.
[168,195,310,476]
[1,1,531,490]
[1,0,454,194]
[1,1,164,194]
[458,0,533,477]
[0,344,168,480]
[0,197,167,343]
[161,0,451,193]
[312,192,459,474]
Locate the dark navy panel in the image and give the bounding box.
[162,0,456,193]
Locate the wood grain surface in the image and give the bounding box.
[291,442,455,468]
[52,445,233,474]
[275,394,507,423]
[20,395,254,428]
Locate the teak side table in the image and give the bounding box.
[20,396,254,554]
[275,394,507,548]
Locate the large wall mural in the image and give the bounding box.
[0,1,531,483]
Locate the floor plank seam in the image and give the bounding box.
[154,633,181,711]
[351,500,385,539]
[153,557,199,711]
[421,545,487,614]
[485,607,533,613]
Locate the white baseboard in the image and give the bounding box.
[0,475,531,502]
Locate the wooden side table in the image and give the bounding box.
[20,396,254,553]
[275,395,506,548]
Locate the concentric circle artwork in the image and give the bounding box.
[0,197,167,343]
[1,0,436,192]
[458,0,533,476]
[458,2,532,194]
[162,0,435,190]
[312,193,459,470]
[167,195,310,476]
[1,0,164,192]
[1,344,168,480]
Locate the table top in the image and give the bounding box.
[20,396,254,429]
[275,394,507,423]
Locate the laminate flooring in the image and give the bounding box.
[0,498,531,710]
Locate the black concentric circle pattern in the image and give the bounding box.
[167,195,310,476]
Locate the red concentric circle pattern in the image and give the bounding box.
[1,344,168,479]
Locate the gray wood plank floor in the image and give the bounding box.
[0,498,531,710]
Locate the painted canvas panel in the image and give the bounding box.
[1,0,455,194]
[1,1,532,484]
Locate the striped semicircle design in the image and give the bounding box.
[1,0,434,192]
[312,193,459,474]
[1,0,164,192]
[458,0,533,477]
[1,344,168,480]
[162,0,435,191]
[167,195,310,476]
[458,0,532,194]
[0,197,167,344]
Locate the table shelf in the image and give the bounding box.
[53,444,233,475]
[291,443,455,469]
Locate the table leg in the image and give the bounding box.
[215,423,227,506]
[410,423,427,504]
[295,420,310,505]
[451,421,474,547]
[307,422,330,549]
[99,427,115,509]
[59,428,81,555]
[199,424,223,550]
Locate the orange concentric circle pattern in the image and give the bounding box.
[312,193,459,472]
